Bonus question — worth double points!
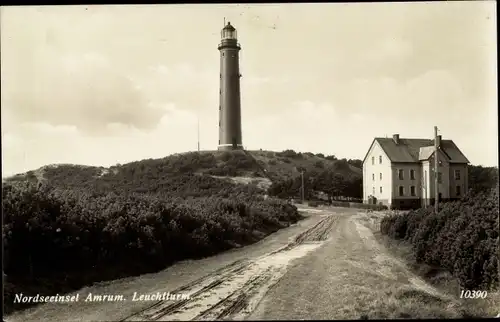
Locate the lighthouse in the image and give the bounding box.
[218,22,243,151]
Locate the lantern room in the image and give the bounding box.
[221,22,237,40]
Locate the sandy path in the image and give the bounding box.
[6,207,466,321]
[121,210,338,321]
[5,207,328,322]
[248,209,461,320]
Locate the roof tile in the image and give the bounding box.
[375,137,469,163]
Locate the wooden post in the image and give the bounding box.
[434,126,439,213]
[301,170,305,203]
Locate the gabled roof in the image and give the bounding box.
[365,137,469,164]
[418,146,435,161]
[419,146,453,161]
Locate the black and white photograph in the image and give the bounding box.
[1,2,498,320]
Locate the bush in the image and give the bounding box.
[2,169,302,314]
[380,187,499,291]
[314,161,324,169]
[207,151,259,176]
[267,168,362,201]
[468,165,499,194]
[277,149,299,159]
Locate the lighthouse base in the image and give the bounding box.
[218,144,244,151]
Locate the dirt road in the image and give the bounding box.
[6,207,465,321]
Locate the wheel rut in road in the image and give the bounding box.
[121,214,338,321]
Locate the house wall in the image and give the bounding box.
[449,163,468,198]
[421,161,431,207]
[421,150,467,206]
[428,150,451,199]
[391,163,421,209]
[390,150,464,210]
[363,141,392,206]
[391,163,422,198]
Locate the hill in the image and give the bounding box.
[3,149,361,181]
[4,152,495,205]
[3,149,363,199]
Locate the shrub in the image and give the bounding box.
[380,187,499,291]
[2,170,302,314]
[314,161,324,169]
[277,149,299,159]
[267,168,362,200]
[468,165,499,193]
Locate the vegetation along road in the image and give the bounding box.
[4,151,498,320]
[7,206,484,321]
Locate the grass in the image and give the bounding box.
[373,229,499,318]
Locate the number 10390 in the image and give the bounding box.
[460,290,487,299]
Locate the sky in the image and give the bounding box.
[1,2,498,177]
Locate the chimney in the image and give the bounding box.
[393,134,400,144]
[436,135,442,147]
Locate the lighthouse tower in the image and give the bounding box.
[218,22,243,151]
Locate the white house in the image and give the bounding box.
[362,134,470,209]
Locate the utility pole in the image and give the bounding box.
[434,126,439,213]
[301,170,305,203]
[197,115,200,152]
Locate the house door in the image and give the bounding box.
[438,193,442,202]
[232,137,237,149]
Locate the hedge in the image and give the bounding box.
[380,186,499,290]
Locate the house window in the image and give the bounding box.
[410,169,415,180]
[379,173,382,180]
[410,186,416,196]
[372,173,375,181]
[372,156,375,165]
[399,186,404,196]
[456,185,461,196]
[398,169,404,180]
[372,187,375,195]
[437,172,442,184]
[454,169,461,180]
[379,156,382,164]
[380,186,383,193]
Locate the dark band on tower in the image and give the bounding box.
[218,21,243,151]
